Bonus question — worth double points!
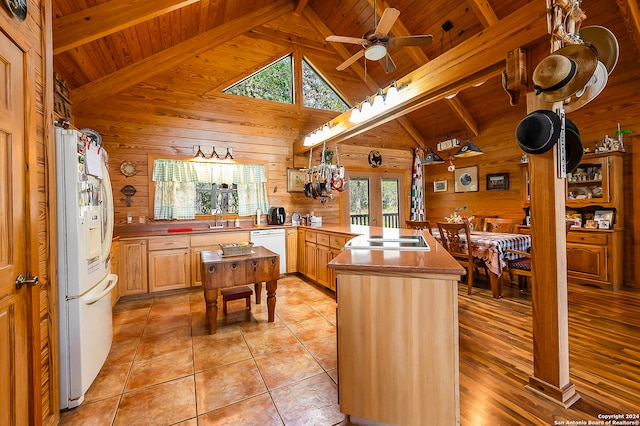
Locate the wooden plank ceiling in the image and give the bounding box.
[52,0,640,153]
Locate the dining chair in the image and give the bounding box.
[470,215,496,233]
[406,220,432,235]
[437,221,485,295]
[484,217,516,233]
[506,221,572,291]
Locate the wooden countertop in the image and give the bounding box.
[329,228,466,276]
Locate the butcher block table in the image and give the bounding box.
[200,246,279,334]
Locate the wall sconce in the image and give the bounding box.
[194,146,206,158]
[305,79,407,147]
[454,139,483,157]
[193,145,235,161]
[224,148,234,160]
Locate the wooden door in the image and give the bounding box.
[342,171,406,228]
[0,31,30,426]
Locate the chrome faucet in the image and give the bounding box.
[210,208,223,228]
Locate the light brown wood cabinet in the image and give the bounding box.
[119,238,148,296]
[286,228,298,273]
[301,229,353,291]
[520,151,624,290]
[147,236,191,292]
[304,231,317,281]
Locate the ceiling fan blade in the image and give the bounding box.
[337,50,365,71]
[387,34,434,48]
[379,53,397,73]
[326,35,366,45]
[375,8,400,37]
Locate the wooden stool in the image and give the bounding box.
[221,286,253,315]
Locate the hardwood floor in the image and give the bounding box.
[60,275,640,425]
[458,280,640,425]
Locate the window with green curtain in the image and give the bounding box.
[152,159,270,220]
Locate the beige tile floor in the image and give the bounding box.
[60,275,348,426]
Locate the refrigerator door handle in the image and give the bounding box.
[83,274,118,305]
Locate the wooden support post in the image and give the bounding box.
[524,92,580,407]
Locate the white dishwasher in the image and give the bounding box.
[250,228,286,275]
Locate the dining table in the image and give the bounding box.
[430,228,532,298]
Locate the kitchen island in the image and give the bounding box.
[329,229,465,426]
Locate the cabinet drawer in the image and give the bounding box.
[148,236,190,251]
[317,233,330,246]
[305,232,317,243]
[330,235,347,249]
[567,232,608,245]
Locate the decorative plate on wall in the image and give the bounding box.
[3,0,27,21]
[120,161,137,177]
[368,150,382,168]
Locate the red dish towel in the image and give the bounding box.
[168,228,193,233]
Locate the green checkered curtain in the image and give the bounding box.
[152,160,269,218]
[153,182,197,220]
[152,160,199,220]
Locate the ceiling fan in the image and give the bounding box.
[325,1,433,73]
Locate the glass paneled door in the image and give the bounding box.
[342,171,406,228]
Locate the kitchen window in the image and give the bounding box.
[152,159,268,220]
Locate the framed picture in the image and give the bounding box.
[454,166,479,193]
[594,209,614,228]
[585,220,598,229]
[486,173,509,191]
[287,168,307,193]
[433,180,447,192]
[598,219,611,229]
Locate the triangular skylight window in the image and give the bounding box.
[224,55,293,104]
[302,59,349,112]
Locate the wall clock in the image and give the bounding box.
[120,161,137,177]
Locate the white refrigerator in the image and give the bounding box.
[56,128,118,409]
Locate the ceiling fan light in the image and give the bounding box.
[364,44,387,61]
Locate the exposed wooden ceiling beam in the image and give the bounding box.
[294,0,310,15]
[369,0,479,136]
[294,0,548,155]
[616,0,640,62]
[70,0,294,111]
[466,0,499,27]
[53,0,200,55]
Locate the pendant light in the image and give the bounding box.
[454,139,483,157]
[421,150,445,165]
